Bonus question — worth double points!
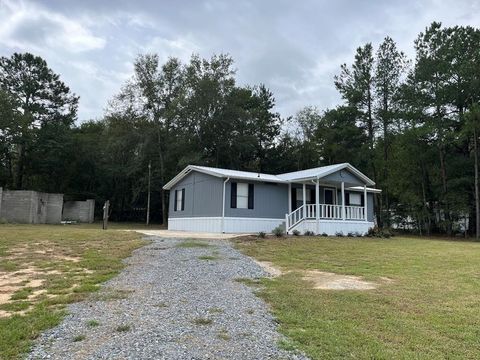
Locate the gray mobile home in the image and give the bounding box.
[163,163,380,235]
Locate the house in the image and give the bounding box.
[162,163,381,235]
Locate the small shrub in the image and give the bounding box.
[347,231,355,237]
[257,231,266,238]
[0,217,8,224]
[272,226,284,237]
[292,229,301,236]
[321,232,328,237]
[304,230,315,236]
[354,231,362,237]
[335,231,344,237]
[366,226,393,238]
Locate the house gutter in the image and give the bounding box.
[221,177,230,233]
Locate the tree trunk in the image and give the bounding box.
[156,128,168,225]
[438,145,451,235]
[474,127,479,240]
[15,143,25,189]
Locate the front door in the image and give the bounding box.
[324,188,335,218]
[324,188,335,204]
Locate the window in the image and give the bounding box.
[237,183,249,208]
[174,188,185,211]
[349,192,362,206]
[231,182,254,209]
[296,188,312,208]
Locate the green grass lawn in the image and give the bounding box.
[236,236,480,359]
[0,224,147,360]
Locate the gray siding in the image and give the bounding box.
[169,171,223,218]
[322,168,366,186]
[167,171,377,222]
[225,181,288,219]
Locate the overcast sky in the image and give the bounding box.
[0,0,479,122]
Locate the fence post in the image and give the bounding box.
[103,200,110,230]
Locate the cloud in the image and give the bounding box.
[0,0,105,53]
[0,0,479,122]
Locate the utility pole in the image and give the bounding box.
[146,161,151,226]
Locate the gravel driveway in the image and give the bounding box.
[28,237,307,360]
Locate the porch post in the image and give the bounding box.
[302,183,306,208]
[315,178,320,234]
[364,185,368,222]
[341,181,345,221]
[288,183,292,213]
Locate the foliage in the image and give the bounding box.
[304,230,315,236]
[272,226,284,237]
[257,231,266,238]
[1,22,480,233]
[366,226,393,238]
[292,229,301,236]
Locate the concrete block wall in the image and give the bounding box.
[62,199,95,223]
[0,187,63,224]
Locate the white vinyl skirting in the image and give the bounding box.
[168,217,284,233]
[290,219,374,236]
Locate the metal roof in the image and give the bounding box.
[163,163,376,190]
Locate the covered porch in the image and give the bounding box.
[281,164,377,235]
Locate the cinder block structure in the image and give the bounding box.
[0,188,64,224]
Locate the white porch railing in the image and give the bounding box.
[285,204,366,232]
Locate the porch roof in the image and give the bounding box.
[277,163,375,186]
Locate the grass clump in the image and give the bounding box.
[217,329,231,340]
[177,240,211,248]
[192,317,212,325]
[115,324,131,332]
[72,334,86,342]
[198,255,218,261]
[86,319,99,327]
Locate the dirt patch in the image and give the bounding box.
[253,260,284,277]
[302,270,378,290]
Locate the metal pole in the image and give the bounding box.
[146,161,151,226]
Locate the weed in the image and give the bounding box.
[73,334,86,342]
[192,317,212,325]
[115,324,131,332]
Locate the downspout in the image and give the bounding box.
[222,177,230,233]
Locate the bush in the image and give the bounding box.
[366,226,393,238]
[304,230,315,236]
[321,232,328,237]
[335,231,344,237]
[292,229,301,236]
[347,231,355,237]
[354,231,362,237]
[257,231,266,239]
[272,226,284,237]
[0,217,8,224]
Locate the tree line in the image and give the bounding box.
[1,22,479,236]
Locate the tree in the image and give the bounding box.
[463,105,480,240]
[374,37,408,226]
[0,53,79,189]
